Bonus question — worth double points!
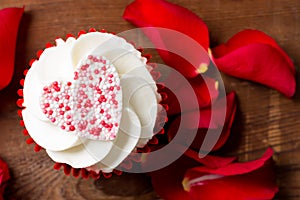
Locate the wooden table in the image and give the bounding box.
[0,0,299,199]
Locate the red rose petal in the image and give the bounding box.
[150,148,277,200]
[161,75,219,116]
[184,148,278,200]
[193,92,237,151]
[189,75,219,111]
[168,92,237,151]
[123,0,210,77]
[213,29,294,71]
[212,31,296,97]
[0,7,24,90]
[186,92,236,129]
[0,158,10,199]
[184,148,236,169]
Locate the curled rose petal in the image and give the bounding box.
[168,92,237,151]
[213,29,294,70]
[184,148,236,169]
[0,158,10,200]
[123,0,210,77]
[212,30,296,97]
[0,7,24,90]
[183,148,278,200]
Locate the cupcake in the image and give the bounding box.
[18,29,164,178]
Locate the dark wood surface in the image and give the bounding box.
[0,0,299,199]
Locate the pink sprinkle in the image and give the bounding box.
[74,72,79,80]
[81,64,89,70]
[84,103,91,108]
[113,99,118,105]
[82,108,88,113]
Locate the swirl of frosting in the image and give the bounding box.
[22,32,161,172]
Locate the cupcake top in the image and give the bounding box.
[22,31,161,173]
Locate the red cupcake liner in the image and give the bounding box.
[17,28,168,179]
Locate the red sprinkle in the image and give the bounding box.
[69,126,75,131]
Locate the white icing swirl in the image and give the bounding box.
[22,32,161,172]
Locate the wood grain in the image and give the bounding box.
[0,0,299,199]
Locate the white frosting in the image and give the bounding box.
[22,32,160,171]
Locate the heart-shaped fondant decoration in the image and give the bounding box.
[40,55,122,140]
